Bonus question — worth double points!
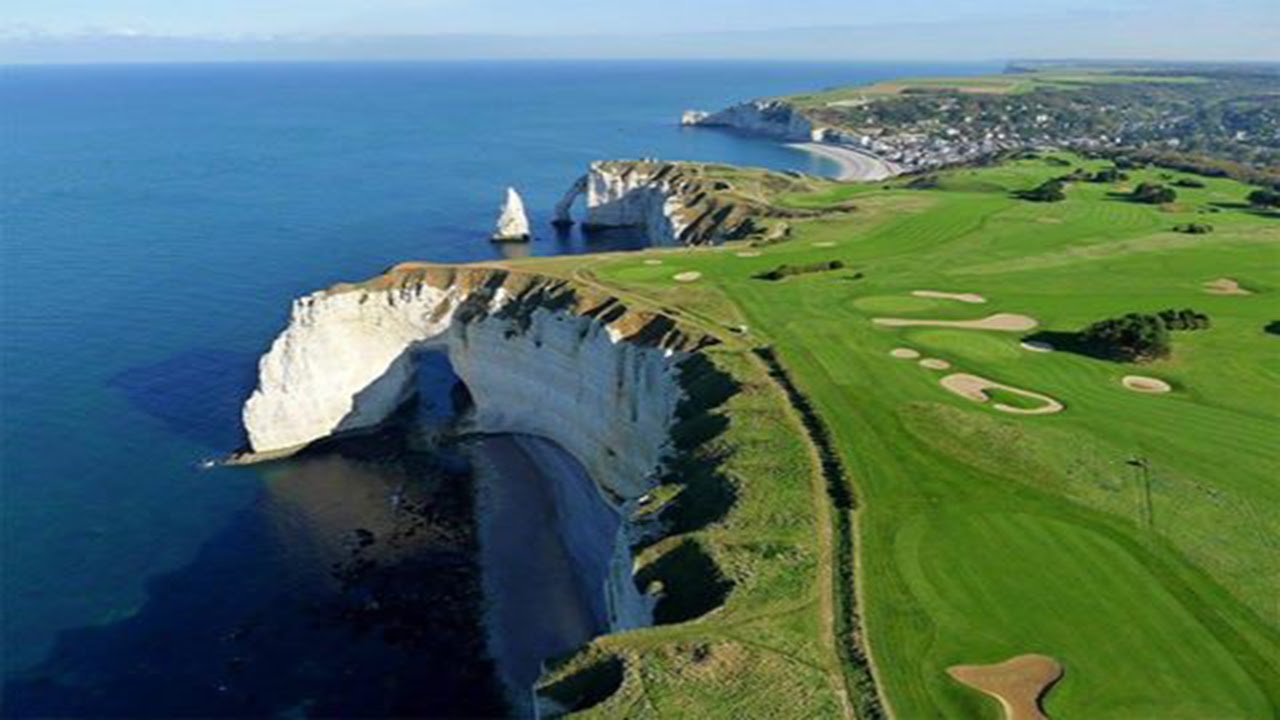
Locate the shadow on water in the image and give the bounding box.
[5,416,508,718]
[107,349,259,450]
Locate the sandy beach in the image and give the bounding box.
[788,141,899,181]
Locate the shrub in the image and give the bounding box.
[1017,178,1067,202]
[1089,167,1129,183]
[1173,222,1214,234]
[1247,188,1280,209]
[1131,182,1177,204]
[754,260,848,281]
[1156,307,1211,330]
[905,174,940,190]
[1173,177,1206,188]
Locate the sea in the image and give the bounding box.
[0,60,995,717]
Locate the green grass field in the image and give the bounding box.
[516,153,1279,718]
[784,69,1209,107]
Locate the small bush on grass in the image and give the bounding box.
[754,260,847,281]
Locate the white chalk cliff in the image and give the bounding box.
[492,187,531,242]
[684,99,819,142]
[552,160,766,246]
[242,264,714,629]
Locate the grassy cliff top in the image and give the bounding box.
[498,152,1279,718]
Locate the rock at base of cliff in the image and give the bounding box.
[680,110,710,126]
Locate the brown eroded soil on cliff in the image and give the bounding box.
[947,654,1064,720]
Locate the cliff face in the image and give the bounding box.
[553,160,774,246]
[685,99,818,142]
[241,264,715,628]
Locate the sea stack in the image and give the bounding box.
[492,187,531,242]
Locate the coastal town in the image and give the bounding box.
[685,68,1279,179]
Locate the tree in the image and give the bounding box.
[1078,308,1211,361]
[1081,314,1171,361]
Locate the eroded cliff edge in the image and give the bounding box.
[240,263,718,632]
[552,160,802,246]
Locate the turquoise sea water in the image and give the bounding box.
[0,60,995,716]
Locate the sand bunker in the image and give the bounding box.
[735,251,762,258]
[912,290,987,304]
[672,271,702,283]
[874,313,1038,332]
[1203,277,1251,295]
[643,259,663,265]
[919,358,951,370]
[1020,340,1054,353]
[1122,375,1172,394]
[940,373,1064,415]
[890,347,921,359]
[948,654,1064,720]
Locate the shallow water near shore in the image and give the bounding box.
[0,59,997,715]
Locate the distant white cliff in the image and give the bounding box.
[682,99,819,142]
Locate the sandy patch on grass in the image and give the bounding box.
[890,347,921,359]
[940,373,1064,415]
[735,251,762,258]
[811,241,837,248]
[1203,277,1251,295]
[874,313,1038,332]
[1122,375,1172,394]
[672,271,702,283]
[1020,340,1054,353]
[947,654,1064,720]
[643,259,663,265]
[920,358,951,370]
[912,290,987,304]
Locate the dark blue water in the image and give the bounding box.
[0,60,996,716]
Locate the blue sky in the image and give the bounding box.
[2,0,1277,62]
[0,0,1270,36]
